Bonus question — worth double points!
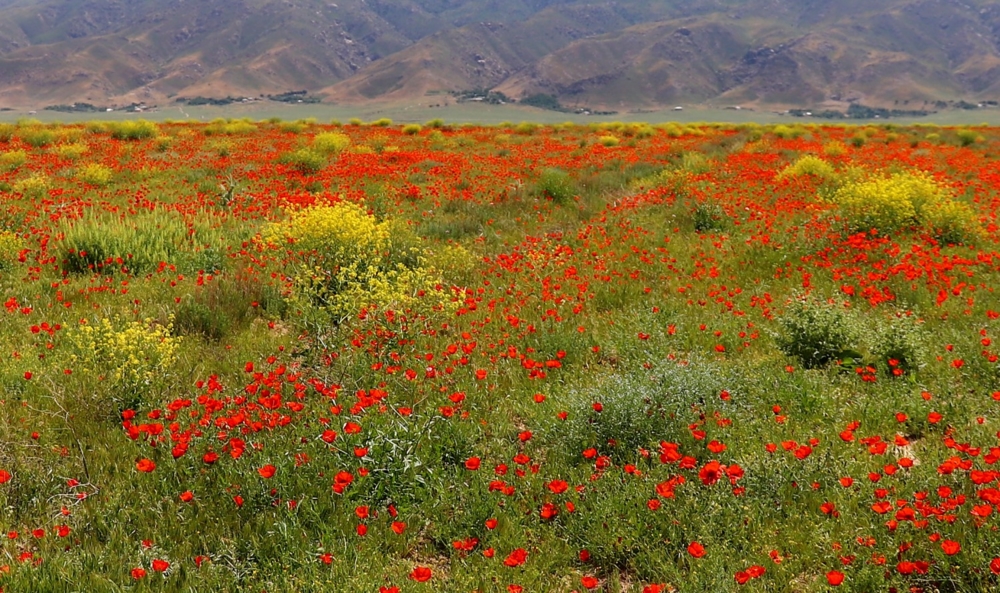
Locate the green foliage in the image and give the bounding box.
[0,123,15,143]
[867,310,926,374]
[401,123,422,135]
[776,294,860,368]
[535,168,577,203]
[597,135,620,147]
[692,201,726,232]
[58,209,226,275]
[371,118,393,127]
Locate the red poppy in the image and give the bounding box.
[0,470,10,484]
[131,567,147,580]
[136,459,156,473]
[152,559,169,572]
[826,570,844,586]
[581,575,599,589]
[409,566,432,582]
[504,548,527,567]
[699,461,722,486]
[687,542,706,558]
[991,558,1000,574]
[465,457,481,470]
[391,521,406,534]
[179,491,194,503]
[941,540,961,555]
[257,464,277,479]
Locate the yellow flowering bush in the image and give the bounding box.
[0,230,25,270]
[13,174,50,199]
[76,163,114,186]
[263,202,455,322]
[777,155,837,182]
[832,170,980,242]
[68,316,181,409]
[54,143,89,160]
[312,132,351,155]
[1,149,27,171]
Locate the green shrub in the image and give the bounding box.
[54,143,88,160]
[597,135,620,147]
[536,168,577,203]
[58,209,226,275]
[371,118,393,127]
[867,311,925,375]
[0,123,14,143]
[776,294,859,369]
[692,201,726,232]
[402,124,422,135]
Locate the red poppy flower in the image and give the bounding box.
[991,558,1000,574]
[941,540,960,555]
[699,461,722,486]
[409,566,432,582]
[257,464,276,479]
[504,548,527,567]
[0,470,10,484]
[152,559,169,572]
[131,567,147,580]
[179,491,194,503]
[687,542,706,558]
[581,575,599,589]
[826,570,844,586]
[391,521,406,534]
[136,459,156,473]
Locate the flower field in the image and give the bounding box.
[1,118,1000,592]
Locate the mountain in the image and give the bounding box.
[0,0,997,109]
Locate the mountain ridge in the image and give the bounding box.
[0,0,997,109]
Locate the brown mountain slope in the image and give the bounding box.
[0,0,998,108]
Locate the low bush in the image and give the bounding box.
[776,294,860,368]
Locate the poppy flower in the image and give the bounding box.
[179,491,194,503]
[581,575,599,589]
[391,521,406,534]
[131,567,147,580]
[464,457,481,470]
[504,548,527,567]
[152,559,169,572]
[0,470,10,484]
[409,566,432,582]
[257,464,276,479]
[826,570,844,586]
[991,558,1000,574]
[941,540,961,555]
[136,459,156,473]
[687,542,706,558]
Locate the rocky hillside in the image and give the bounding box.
[0,0,997,109]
